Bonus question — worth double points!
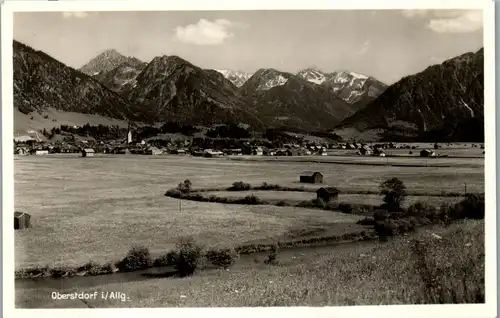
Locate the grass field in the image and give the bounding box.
[15,154,484,270]
[16,219,484,307]
[228,154,484,169]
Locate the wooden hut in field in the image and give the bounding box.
[300,171,323,184]
[14,211,31,230]
[316,187,340,203]
[81,148,95,157]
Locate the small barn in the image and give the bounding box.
[300,171,323,184]
[81,148,95,157]
[14,211,31,230]
[316,187,340,203]
[420,149,436,157]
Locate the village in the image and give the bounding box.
[14,126,483,158]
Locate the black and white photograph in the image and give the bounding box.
[2,0,497,317]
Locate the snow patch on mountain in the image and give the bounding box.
[215,69,253,87]
[296,69,326,85]
[256,74,289,91]
[349,72,369,80]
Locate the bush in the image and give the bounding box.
[49,266,76,278]
[374,220,396,241]
[264,243,279,265]
[100,262,117,274]
[443,194,485,220]
[276,200,289,206]
[205,248,239,268]
[379,177,407,212]
[241,195,262,205]
[177,179,192,194]
[458,194,485,219]
[406,201,438,219]
[165,189,182,198]
[356,218,376,226]
[373,209,390,221]
[338,203,354,213]
[77,261,108,275]
[172,237,203,277]
[228,181,252,191]
[153,251,178,267]
[116,246,153,272]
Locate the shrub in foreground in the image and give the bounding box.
[116,246,153,272]
[172,237,203,277]
[205,247,239,268]
[153,251,178,267]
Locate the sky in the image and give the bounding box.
[13,10,483,84]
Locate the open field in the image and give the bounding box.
[15,154,484,270]
[228,154,484,168]
[16,219,484,307]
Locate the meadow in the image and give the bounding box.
[14,153,484,271]
[16,219,484,307]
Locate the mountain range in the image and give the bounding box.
[12,40,484,141]
[296,68,387,107]
[13,41,130,120]
[337,48,484,141]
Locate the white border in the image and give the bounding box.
[2,1,496,318]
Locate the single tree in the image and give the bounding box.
[379,177,407,212]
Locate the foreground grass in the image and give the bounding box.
[16,220,484,307]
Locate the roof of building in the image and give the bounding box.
[83,148,95,152]
[14,211,30,218]
[317,187,340,194]
[300,171,322,176]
